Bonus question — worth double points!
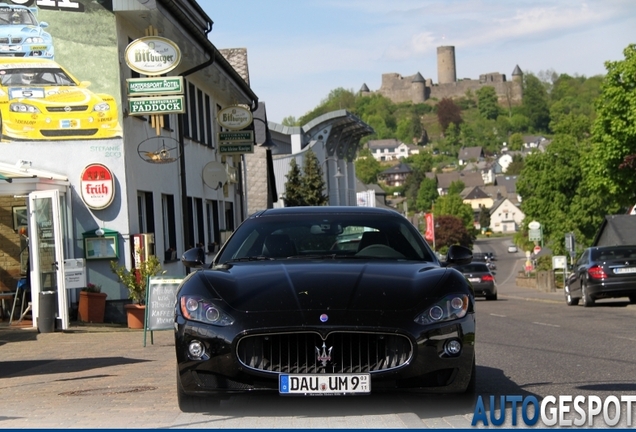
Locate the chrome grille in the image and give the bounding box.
[237,331,413,374]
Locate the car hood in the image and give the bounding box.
[0,26,44,36]
[191,260,454,313]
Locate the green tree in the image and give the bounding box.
[508,132,524,151]
[478,205,491,231]
[354,148,383,184]
[476,86,500,120]
[505,154,524,175]
[587,43,636,208]
[301,149,328,206]
[448,180,465,195]
[522,74,550,132]
[281,115,299,126]
[283,158,304,207]
[433,193,474,231]
[416,177,438,212]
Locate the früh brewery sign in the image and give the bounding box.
[80,163,115,210]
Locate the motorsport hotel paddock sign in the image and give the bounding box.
[217,106,254,154]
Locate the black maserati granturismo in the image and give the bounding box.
[175,206,475,412]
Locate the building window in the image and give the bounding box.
[194,197,204,247]
[187,81,198,141]
[162,194,177,256]
[137,191,154,233]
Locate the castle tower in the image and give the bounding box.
[437,46,456,84]
[359,83,370,96]
[511,65,523,101]
[411,72,426,104]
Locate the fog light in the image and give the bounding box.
[188,340,205,359]
[444,339,462,356]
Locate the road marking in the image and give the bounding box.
[490,313,507,317]
[532,322,560,327]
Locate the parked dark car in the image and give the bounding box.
[454,262,497,300]
[175,206,476,412]
[564,245,636,307]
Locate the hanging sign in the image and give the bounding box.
[124,36,181,75]
[217,106,253,130]
[80,163,115,210]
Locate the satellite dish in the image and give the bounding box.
[202,161,227,189]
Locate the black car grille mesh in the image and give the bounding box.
[237,331,413,375]
[46,106,89,112]
[0,37,22,44]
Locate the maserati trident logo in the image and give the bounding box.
[316,342,333,367]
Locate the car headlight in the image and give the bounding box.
[10,103,40,113]
[414,294,470,325]
[93,102,110,112]
[180,296,234,326]
[25,37,45,44]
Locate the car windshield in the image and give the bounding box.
[216,213,436,263]
[0,68,76,87]
[592,247,636,261]
[0,8,38,26]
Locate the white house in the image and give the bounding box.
[489,198,525,233]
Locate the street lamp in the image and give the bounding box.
[321,156,344,205]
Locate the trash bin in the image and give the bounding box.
[38,290,57,333]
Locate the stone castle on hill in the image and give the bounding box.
[360,46,524,105]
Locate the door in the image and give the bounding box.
[28,190,68,329]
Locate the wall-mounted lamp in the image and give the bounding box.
[334,167,345,178]
[253,117,277,149]
[95,228,105,237]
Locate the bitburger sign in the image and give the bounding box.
[80,163,115,210]
[124,36,181,75]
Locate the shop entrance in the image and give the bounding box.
[28,190,69,330]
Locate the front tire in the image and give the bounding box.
[564,284,579,306]
[177,368,220,412]
[581,282,595,307]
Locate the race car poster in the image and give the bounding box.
[0,0,122,141]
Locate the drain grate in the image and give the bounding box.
[59,386,157,396]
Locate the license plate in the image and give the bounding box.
[279,373,370,395]
[468,277,481,283]
[60,119,80,129]
[614,267,636,274]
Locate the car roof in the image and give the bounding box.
[249,206,404,219]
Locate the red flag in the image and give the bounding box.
[424,213,435,242]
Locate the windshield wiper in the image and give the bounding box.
[226,256,274,263]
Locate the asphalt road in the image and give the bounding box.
[1,236,635,428]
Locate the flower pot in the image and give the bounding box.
[124,303,146,329]
[78,291,107,323]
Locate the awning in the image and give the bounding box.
[0,161,68,195]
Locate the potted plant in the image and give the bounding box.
[110,254,164,329]
[78,283,107,323]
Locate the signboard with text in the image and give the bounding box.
[128,96,185,115]
[127,77,184,95]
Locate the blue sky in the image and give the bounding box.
[202,0,636,124]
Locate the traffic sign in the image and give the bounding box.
[533,245,542,255]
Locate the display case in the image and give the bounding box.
[83,228,119,260]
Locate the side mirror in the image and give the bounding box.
[181,247,206,269]
[446,245,473,265]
